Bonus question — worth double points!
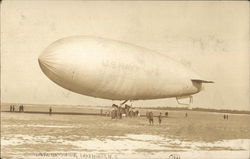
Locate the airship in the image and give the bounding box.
[38,36,213,105]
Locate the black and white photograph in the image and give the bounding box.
[1,1,249,159]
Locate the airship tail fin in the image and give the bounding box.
[191,79,214,83]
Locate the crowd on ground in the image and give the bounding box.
[8,104,230,124]
[223,114,229,120]
[146,111,164,125]
[9,105,24,112]
[108,104,140,119]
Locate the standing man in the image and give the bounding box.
[158,112,162,125]
[165,112,168,117]
[149,111,154,125]
[10,105,12,112]
[49,107,52,115]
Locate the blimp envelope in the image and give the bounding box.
[38,36,211,101]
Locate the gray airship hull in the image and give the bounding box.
[39,36,203,100]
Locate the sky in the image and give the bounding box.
[1,1,249,110]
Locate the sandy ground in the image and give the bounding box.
[1,105,250,159]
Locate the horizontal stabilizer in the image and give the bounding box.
[191,79,214,83]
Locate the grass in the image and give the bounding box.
[2,109,250,142]
[1,107,250,159]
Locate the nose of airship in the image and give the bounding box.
[38,51,56,76]
[38,43,65,80]
[38,54,47,74]
[38,39,79,88]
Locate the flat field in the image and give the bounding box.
[1,105,250,159]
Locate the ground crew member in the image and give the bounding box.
[158,112,162,125]
[149,111,154,125]
[49,107,52,115]
[165,112,168,117]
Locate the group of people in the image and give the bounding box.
[108,105,167,125]
[223,114,229,120]
[9,105,24,112]
[146,111,163,125]
[110,104,140,119]
[9,105,15,112]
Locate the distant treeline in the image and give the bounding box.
[140,106,250,115]
[192,108,250,115]
[2,103,249,115]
